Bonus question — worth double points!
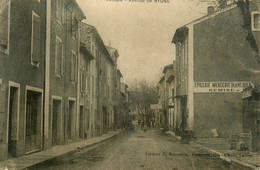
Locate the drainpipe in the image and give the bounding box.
[44,0,51,150]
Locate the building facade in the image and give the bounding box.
[44,0,85,150]
[158,64,176,131]
[79,43,94,139]
[80,22,126,136]
[0,0,125,161]
[0,0,46,160]
[172,1,260,138]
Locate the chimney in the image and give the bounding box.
[207,6,215,15]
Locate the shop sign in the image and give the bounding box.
[194,81,254,93]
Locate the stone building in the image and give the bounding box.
[79,43,94,139]
[0,0,85,160]
[44,0,85,150]
[0,0,126,161]
[158,64,176,131]
[172,1,260,138]
[80,22,124,136]
[0,0,46,159]
[163,64,176,131]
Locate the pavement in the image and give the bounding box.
[165,131,260,170]
[30,129,239,170]
[0,130,123,170]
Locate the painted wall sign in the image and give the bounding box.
[194,82,254,93]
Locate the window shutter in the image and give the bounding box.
[68,10,73,34]
[75,54,77,82]
[70,52,75,81]
[59,42,63,76]
[58,42,62,75]
[55,0,58,19]
[72,18,78,39]
[0,0,9,47]
[61,1,65,24]
[80,73,83,92]
[85,76,88,94]
[55,39,62,75]
[55,39,59,74]
[83,74,86,92]
[254,14,260,30]
[32,14,41,63]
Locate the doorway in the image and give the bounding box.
[180,96,187,132]
[68,100,75,141]
[52,99,61,146]
[8,86,19,157]
[25,90,41,151]
[79,106,84,139]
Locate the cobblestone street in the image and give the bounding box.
[31,129,240,170]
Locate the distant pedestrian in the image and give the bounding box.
[144,124,147,133]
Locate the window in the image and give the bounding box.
[85,76,88,95]
[55,0,65,24]
[31,11,41,66]
[55,36,63,77]
[80,73,84,92]
[80,73,86,93]
[71,17,78,39]
[0,0,10,53]
[108,85,110,99]
[252,12,260,31]
[95,78,97,95]
[184,36,188,68]
[70,51,77,82]
[68,10,78,39]
[92,76,94,97]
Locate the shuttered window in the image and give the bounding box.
[55,0,64,24]
[80,72,85,92]
[70,51,77,82]
[31,12,41,65]
[72,17,78,39]
[55,37,63,76]
[85,76,88,95]
[253,13,260,31]
[0,0,9,51]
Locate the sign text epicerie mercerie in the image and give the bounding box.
[194,81,254,93]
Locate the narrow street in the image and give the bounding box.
[31,129,239,170]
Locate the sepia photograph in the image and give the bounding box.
[0,0,260,169]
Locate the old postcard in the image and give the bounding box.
[0,0,259,169]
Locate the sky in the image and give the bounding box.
[77,0,211,84]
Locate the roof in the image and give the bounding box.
[172,27,188,44]
[163,64,173,74]
[106,46,119,58]
[172,2,238,43]
[66,0,86,20]
[80,22,114,64]
[159,76,165,84]
[117,69,123,78]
